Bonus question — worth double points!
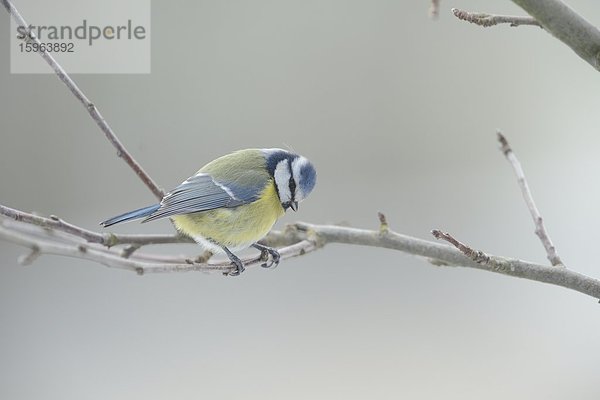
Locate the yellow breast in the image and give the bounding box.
[171,181,284,251]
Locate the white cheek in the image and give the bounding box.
[274,160,291,203]
[291,157,309,201]
[295,188,305,202]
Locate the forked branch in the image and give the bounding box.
[1,0,597,302]
[451,1,600,72]
[2,213,600,299]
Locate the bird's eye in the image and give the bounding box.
[289,177,296,197]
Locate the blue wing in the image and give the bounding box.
[142,173,262,222]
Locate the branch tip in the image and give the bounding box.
[18,245,40,266]
[429,0,440,19]
[452,7,541,28]
[194,251,213,264]
[431,229,443,240]
[431,229,490,264]
[378,212,389,234]
[121,244,141,259]
[496,130,511,155]
[497,132,564,267]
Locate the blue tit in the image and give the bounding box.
[100,148,317,276]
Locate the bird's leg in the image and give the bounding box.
[221,246,245,276]
[252,243,281,269]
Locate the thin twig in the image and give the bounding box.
[0,204,192,247]
[452,8,541,28]
[1,204,107,243]
[429,0,441,19]
[17,245,40,266]
[431,230,490,264]
[497,131,563,266]
[120,244,142,259]
[0,206,301,251]
[0,223,318,275]
[378,212,389,234]
[1,0,164,200]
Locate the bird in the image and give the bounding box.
[100,148,317,276]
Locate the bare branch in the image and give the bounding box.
[1,0,164,199]
[1,204,108,243]
[305,222,600,300]
[453,1,600,71]
[511,0,600,71]
[497,131,563,266]
[1,1,597,303]
[0,222,318,275]
[0,205,192,247]
[452,8,541,28]
[429,228,596,294]
[2,212,600,299]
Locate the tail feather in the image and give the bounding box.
[100,204,160,227]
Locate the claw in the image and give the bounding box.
[227,258,245,276]
[253,243,281,269]
[268,248,281,268]
[221,246,245,277]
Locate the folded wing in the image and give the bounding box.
[143,173,263,222]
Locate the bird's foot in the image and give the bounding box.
[227,257,245,276]
[252,243,281,269]
[221,246,245,276]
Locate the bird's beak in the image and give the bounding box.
[290,201,298,212]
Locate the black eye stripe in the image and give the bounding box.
[289,177,296,199]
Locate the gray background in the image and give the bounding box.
[2,1,600,399]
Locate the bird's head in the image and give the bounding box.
[263,149,317,212]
